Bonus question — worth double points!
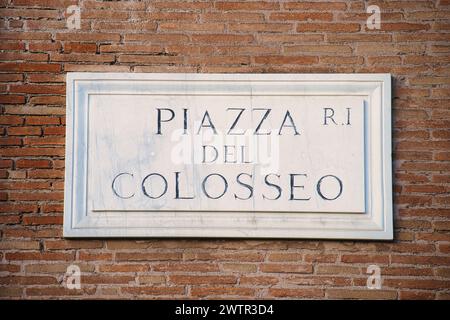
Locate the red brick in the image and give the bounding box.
[26,287,96,297]
[3,227,60,238]
[0,115,23,125]
[384,279,450,290]
[0,41,26,50]
[0,137,22,146]
[27,169,64,179]
[122,286,185,296]
[192,34,254,44]
[284,2,347,10]
[228,23,293,33]
[327,289,397,299]
[184,252,264,262]
[267,252,302,262]
[0,95,26,104]
[93,21,157,32]
[0,159,13,168]
[0,215,21,224]
[78,252,113,261]
[240,275,279,286]
[133,12,197,22]
[116,252,182,261]
[260,264,313,274]
[400,291,436,300]
[44,240,103,250]
[0,264,21,273]
[0,31,52,40]
[0,52,48,61]
[29,96,65,105]
[0,203,38,213]
[23,136,65,146]
[51,53,114,63]
[10,84,65,94]
[0,62,61,72]
[99,264,149,273]
[40,203,64,213]
[2,147,65,157]
[82,275,134,284]
[191,287,255,297]
[0,0,447,301]
[5,251,74,261]
[100,44,163,54]
[16,159,51,168]
[152,263,219,273]
[341,254,390,264]
[0,181,51,190]
[43,127,65,135]
[404,185,447,194]
[391,255,450,266]
[372,23,430,32]
[7,126,42,136]
[270,12,333,21]
[25,116,60,125]
[0,73,23,81]
[117,55,183,64]
[55,33,121,42]
[202,12,264,22]
[297,23,360,32]
[153,1,211,10]
[0,276,57,285]
[0,240,40,250]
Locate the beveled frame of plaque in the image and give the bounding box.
[64,73,392,239]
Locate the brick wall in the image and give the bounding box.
[0,0,449,299]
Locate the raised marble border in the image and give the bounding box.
[64,73,392,240]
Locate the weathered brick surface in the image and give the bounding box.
[0,0,449,299]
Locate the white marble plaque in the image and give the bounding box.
[64,73,393,239]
